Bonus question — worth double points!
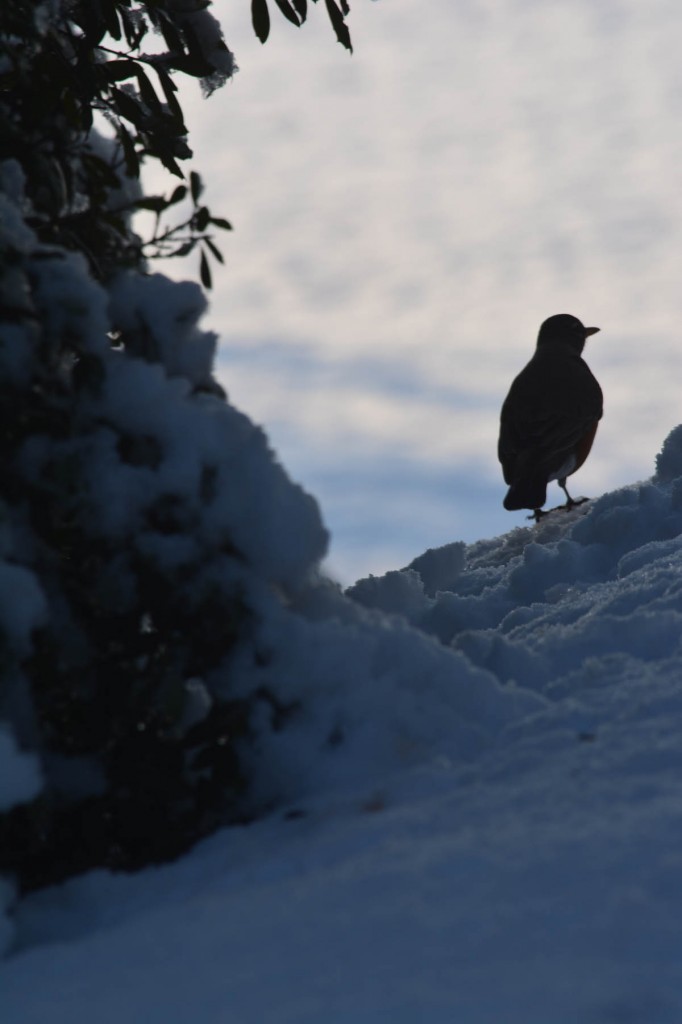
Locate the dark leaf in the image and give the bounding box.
[204,238,224,264]
[210,217,233,231]
[134,196,169,214]
[172,137,193,159]
[117,125,140,178]
[190,171,203,204]
[199,249,212,289]
[194,206,210,232]
[155,65,185,124]
[170,241,196,258]
[158,151,184,179]
[169,185,188,205]
[147,133,189,177]
[157,16,184,54]
[273,0,302,27]
[291,0,308,19]
[251,0,271,43]
[136,67,162,114]
[168,52,216,79]
[324,0,352,51]
[111,88,146,128]
[154,64,177,94]
[101,0,122,41]
[339,0,350,13]
[72,5,107,46]
[102,60,138,83]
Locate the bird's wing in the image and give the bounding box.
[521,407,598,455]
[498,358,602,483]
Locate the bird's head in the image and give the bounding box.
[536,314,600,354]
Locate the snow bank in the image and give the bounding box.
[349,446,682,706]
[5,430,682,1020]
[228,577,543,808]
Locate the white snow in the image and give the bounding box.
[3,428,682,1021]
[74,341,328,589]
[108,273,217,388]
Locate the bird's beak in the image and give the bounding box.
[584,326,600,337]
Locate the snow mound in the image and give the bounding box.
[348,444,682,720]
[5,438,682,1021]
[231,577,544,808]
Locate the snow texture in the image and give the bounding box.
[4,431,682,1019]
[0,140,330,962]
[166,0,237,92]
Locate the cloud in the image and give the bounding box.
[146,0,682,579]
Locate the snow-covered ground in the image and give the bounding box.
[4,427,682,1023]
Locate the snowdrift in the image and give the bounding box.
[5,434,682,1020]
[350,428,682,696]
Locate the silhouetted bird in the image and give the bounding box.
[498,314,602,517]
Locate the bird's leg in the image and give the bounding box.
[528,508,546,522]
[558,478,588,510]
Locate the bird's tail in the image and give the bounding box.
[503,474,548,512]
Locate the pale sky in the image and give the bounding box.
[147,0,682,582]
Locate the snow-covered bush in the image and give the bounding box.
[655,424,682,483]
[0,0,327,891]
[0,0,395,897]
[0,0,538,913]
[0,154,332,888]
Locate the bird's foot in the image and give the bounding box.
[529,498,591,522]
[558,479,589,511]
[561,496,589,511]
[527,509,547,522]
